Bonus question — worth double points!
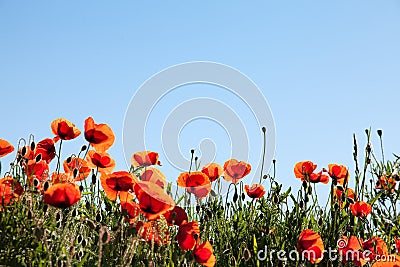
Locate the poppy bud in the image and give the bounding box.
[96,213,102,223]
[299,200,304,209]
[366,145,371,153]
[193,233,199,240]
[30,141,36,151]
[33,178,40,187]
[21,146,27,157]
[242,247,251,261]
[55,212,62,222]
[347,197,355,204]
[273,195,279,204]
[91,173,96,185]
[190,149,195,154]
[241,192,246,201]
[206,209,213,219]
[302,181,308,189]
[341,194,346,203]
[376,209,381,216]
[273,159,276,164]
[71,208,78,218]
[81,238,87,248]
[262,127,266,133]
[27,210,32,220]
[304,196,309,203]
[77,250,84,259]
[73,168,79,178]
[196,205,201,213]
[377,129,383,137]
[79,185,84,192]
[43,204,48,214]
[336,185,344,191]
[259,213,264,219]
[318,217,323,226]
[194,156,198,161]
[35,153,42,162]
[66,156,72,164]
[233,190,238,203]
[43,181,49,192]
[85,201,90,210]
[334,203,339,210]
[365,129,369,135]
[393,174,400,181]
[81,145,87,151]
[77,234,83,244]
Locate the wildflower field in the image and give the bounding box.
[1,117,400,267]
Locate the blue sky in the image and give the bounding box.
[1,1,399,202]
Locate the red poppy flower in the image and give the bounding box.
[193,240,216,267]
[121,199,140,224]
[131,151,161,167]
[297,229,325,264]
[309,171,329,184]
[136,220,169,246]
[35,138,56,163]
[376,174,397,194]
[244,184,266,199]
[86,150,115,173]
[201,163,223,182]
[133,181,174,220]
[350,201,372,218]
[328,164,349,185]
[140,168,166,189]
[100,171,136,201]
[163,205,188,226]
[294,161,317,179]
[63,156,91,181]
[0,176,24,206]
[84,117,115,152]
[223,159,251,184]
[43,182,81,208]
[334,187,356,208]
[51,118,81,141]
[176,221,200,251]
[177,172,211,199]
[363,236,388,262]
[395,237,400,253]
[338,236,368,266]
[0,139,14,158]
[26,159,49,186]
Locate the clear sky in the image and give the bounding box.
[1,1,399,202]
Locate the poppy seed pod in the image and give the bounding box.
[262,126,266,133]
[377,129,383,137]
[191,149,195,154]
[30,141,36,151]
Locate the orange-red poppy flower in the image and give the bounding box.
[0,176,24,206]
[63,156,91,181]
[131,151,161,167]
[328,164,349,185]
[395,237,400,253]
[201,163,223,182]
[294,161,317,179]
[0,139,14,158]
[223,159,251,184]
[176,221,200,251]
[363,236,388,262]
[376,174,397,194]
[177,172,211,199]
[136,220,169,246]
[35,138,56,163]
[338,236,368,266]
[334,187,356,208]
[297,229,325,264]
[100,171,136,201]
[84,117,115,152]
[133,181,174,220]
[309,171,329,184]
[193,240,216,267]
[244,184,266,199]
[86,150,115,173]
[350,201,372,218]
[164,205,188,226]
[121,199,141,224]
[51,118,81,141]
[140,168,166,189]
[43,182,81,209]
